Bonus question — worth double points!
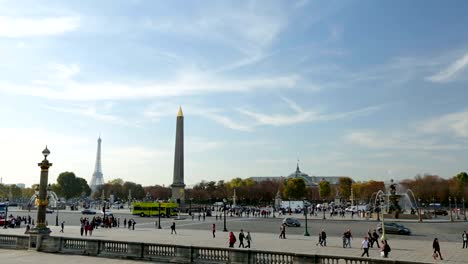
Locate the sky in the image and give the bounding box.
[1,0,468,187]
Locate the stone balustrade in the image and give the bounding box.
[0,234,423,264]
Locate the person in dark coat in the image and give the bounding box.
[238,229,245,248]
[433,238,443,260]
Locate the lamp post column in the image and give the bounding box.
[303,200,310,236]
[432,197,436,219]
[158,202,161,229]
[272,199,276,218]
[449,196,453,222]
[55,199,60,226]
[455,197,460,220]
[223,199,227,232]
[32,146,52,235]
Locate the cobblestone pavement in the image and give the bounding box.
[2,225,467,263]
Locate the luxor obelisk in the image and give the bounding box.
[171,107,185,203]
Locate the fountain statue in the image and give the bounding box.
[374,179,419,219]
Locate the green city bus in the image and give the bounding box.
[131,201,178,217]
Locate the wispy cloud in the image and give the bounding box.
[0,65,300,100]
[418,109,468,137]
[426,51,468,82]
[144,103,252,132]
[41,103,133,126]
[345,130,465,150]
[0,16,80,38]
[238,97,381,126]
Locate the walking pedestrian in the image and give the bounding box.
[228,231,236,248]
[372,229,380,248]
[132,220,136,230]
[321,229,327,246]
[316,231,322,246]
[462,231,467,249]
[60,221,65,233]
[212,223,216,238]
[80,222,84,236]
[361,236,370,257]
[123,218,127,228]
[171,221,177,234]
[238,229,245,248]
[279,223,286,239]
[433,238,443,260]
[245,231,252,248]
[381,240,391,258]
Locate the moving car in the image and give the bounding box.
[282,217,301,227]
[81,209,97,215]
[46,208,54,214]
[377,222,411,235]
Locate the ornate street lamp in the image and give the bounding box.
[223,198,228,232]
[449,196,453,222]
[303,199,310,236]
[30,146,52,235]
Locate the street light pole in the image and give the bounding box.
[449,196,453,222]
[322,200,326,220]
[303,200,310,236]
[455,197,460,220]
[432,197,436,219]
[55,199,60,226]
[223,198,227,232]
[158,202,161,229]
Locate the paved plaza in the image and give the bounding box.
[1,218,467,264]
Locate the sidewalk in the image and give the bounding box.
[0,248,155,264]
[1,225,466,264]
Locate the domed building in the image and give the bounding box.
[288,163,315,186]
[250,162,344,187]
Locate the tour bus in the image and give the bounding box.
[0,202,8,226]
[131,201,178,217]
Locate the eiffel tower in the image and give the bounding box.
[90,136,105,193]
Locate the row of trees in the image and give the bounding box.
[3,171,467,206]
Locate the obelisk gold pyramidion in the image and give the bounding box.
[171,107,185,203]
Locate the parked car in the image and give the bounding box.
[81,209,97,215]
[377,222,411,235]
[282,217,301,227]
[434,209,448,216]
[46,208,54,214]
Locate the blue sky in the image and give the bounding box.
[1,0,468,187]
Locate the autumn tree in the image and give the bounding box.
[283,178,306,200]
[338,177,353,200]
[318,180,331,201]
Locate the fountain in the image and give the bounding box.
[373,179,420,219]
[27,187,60,210]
